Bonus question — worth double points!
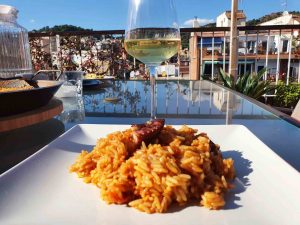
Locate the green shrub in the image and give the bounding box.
[274,82,300,108]
[219,68,275,100]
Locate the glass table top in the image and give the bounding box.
[1,80,299,173]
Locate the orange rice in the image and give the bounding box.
[70,125,235,213]
[0,86,33,93]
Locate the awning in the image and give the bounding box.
[198,37,223,46]
[204,60,254,65]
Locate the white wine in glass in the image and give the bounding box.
[125,0,181,119]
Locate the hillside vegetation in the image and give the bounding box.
[246,11,300,25]
[31,24,92,33]
[203,11,300,27]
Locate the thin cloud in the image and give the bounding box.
[183,18,214,27]
[29,19,35,23]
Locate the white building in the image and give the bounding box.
[258,12,300,81]
[260,11,300,26]
[201,11,300,83]
[216,10,246,27]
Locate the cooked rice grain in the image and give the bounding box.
[70,125,235,213]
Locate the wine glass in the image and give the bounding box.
[125,0,181,119]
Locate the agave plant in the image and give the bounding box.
[219,68,274,100]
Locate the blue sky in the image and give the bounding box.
[1,0,299,31]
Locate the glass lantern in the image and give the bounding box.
[0,5,32,78]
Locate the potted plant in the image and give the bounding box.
[272,82,300,114]
[219,68,274,100]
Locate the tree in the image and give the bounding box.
[31,24,92,33]
[247,11,300,26]
[204,22,216,27]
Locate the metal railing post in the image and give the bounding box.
[223,31,226,72]
[244,32,248,75]
[198,81,201,114]
[200,32,203,76]
[255,31,259,74]
[286,30,293,85]
[211,32,215,80]
[176,80,179,115]
[265,30,270,81]
[276,30,282,85]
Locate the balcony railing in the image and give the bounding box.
[28,24,300,83]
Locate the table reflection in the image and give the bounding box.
[81,80,273,121]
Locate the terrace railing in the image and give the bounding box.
[29,25,300,83]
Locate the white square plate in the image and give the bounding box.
[0,124,300,225]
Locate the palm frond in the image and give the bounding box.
[218,67,272,100]
[220,68,234,89]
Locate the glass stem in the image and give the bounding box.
[149,66,156,119]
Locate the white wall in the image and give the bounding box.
[216,13,229,27]
[260,12,300,26]
[216,12,246,27]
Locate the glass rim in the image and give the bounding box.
[125,0,179,33]
[0,5,18,17]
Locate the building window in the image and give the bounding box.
[239,64,252,75]
[257,66,264,74]
[282,40,288,52]
[204,64,212,75]
[262,41,267,52]
[290,67,297,82]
